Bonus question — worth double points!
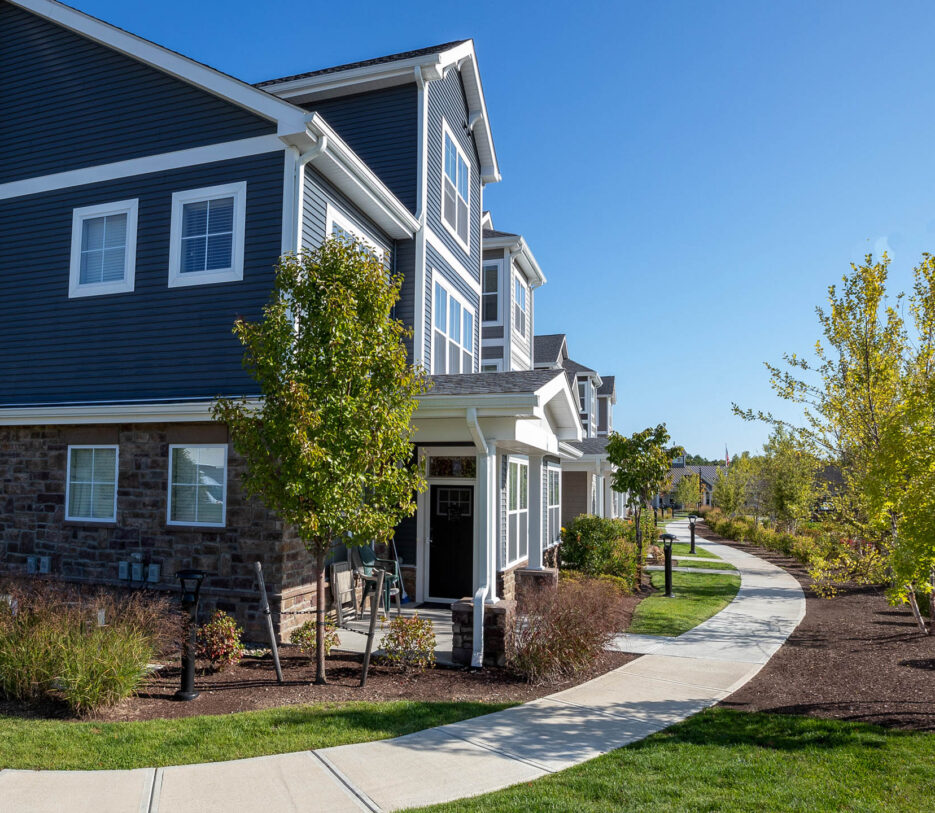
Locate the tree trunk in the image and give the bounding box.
[314,547,327,685]
[907,589,928,636]
[929,569,935,635]
[635,506,643,584]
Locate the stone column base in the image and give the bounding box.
[451,598,516,667]
[515,567,559,607]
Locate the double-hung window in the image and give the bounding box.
[507,459,529,565]
[547,468,562,546]
[167,445,228,527]
[168,182,246,288]
[66,446,118,522]
[432,277,475,374]
[513,275,527,338]
[326,204,385,261]
[482,261,501,323]
[442,121,470,249]
[69,200,138,298]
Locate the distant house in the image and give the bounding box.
[656,457,723,509]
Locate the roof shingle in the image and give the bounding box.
[424,369,563,396]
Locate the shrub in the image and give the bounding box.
[560,515,640,588]
[290,619,340,659]
[197,610,245,671]
[508,578,624,684]
[380,614,436,670]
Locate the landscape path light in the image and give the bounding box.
[688,513,698,554]
[660,533,676,598]
[175,569,207,701]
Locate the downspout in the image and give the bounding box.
[466,407,490,668]
[292,134,329,254]
[412,65,431,369]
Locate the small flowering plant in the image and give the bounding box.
[290,619,340,659]
[380,614,436,670]
[196,610,245,671]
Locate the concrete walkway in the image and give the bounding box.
[0,520,805,813]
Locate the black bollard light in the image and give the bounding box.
[688,513,698,555]
[660,533,675,597]
[175,569,207,701]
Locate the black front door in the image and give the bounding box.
[428,485,474,599]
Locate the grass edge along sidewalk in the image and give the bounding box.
[407,708,935,812]
[629,570,741,637]
[0,700,513,771]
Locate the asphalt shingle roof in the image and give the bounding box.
[256,41,468,87]
[569,438,610,456]
[483,228,519,239]
[425,369,564,396]
[669,465,723,487]
[597,375,616,396]
[533,334,566,366]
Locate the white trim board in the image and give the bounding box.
[0,400,249,425]
[0,135,285,201]
[425,226,481,294]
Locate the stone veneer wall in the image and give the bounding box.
[0,423,330,640]
[495,559,527,602]
[451,598,516,667]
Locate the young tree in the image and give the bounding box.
[607,425,684,572]
[713,453,753,518]
[673,472,701,511]
[760,427,818,533]
[214,240,427,683]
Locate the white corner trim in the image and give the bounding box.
[68,198,138,299]
[8,1,307,134]
[167,181,247,288]
[0,135,284,201]
[425,227,481,294]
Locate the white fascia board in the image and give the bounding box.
[558,442,584,460]
[415,393,537,415]
[484,235,545,287]
[306,114,418,239]
[0,399,258,426]
[9,0,308,136]
[535,372,582,437]
[445,46,500,184]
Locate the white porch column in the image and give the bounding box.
[603,474,614,519]
[528,454,544,570]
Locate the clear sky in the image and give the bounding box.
[75,0,935,459]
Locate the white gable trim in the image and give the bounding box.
[9,0,308,136]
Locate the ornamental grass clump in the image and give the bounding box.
[508,579,624,684]
[196,610,245,671]
[290,619,340,659]
[380,614,436,670]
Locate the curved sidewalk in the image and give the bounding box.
[0,520,805,813]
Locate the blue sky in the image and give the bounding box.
[77,0,935,459]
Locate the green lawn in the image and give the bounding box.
[671,557,737,571]
[628,571,741,636]
[0,700,513,771]
[410,709,935,812]
[667,541,715,557]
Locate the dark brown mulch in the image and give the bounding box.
[699,523,935,731]
[0,586,648,722]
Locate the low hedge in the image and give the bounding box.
[703,508,821,565]
[559,514,656,591]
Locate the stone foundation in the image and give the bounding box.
[514,566,558,607]
[495,559,528,602]
[451,598,516,667]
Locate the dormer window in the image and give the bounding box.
[514,276,527,338]
[442,121,470,250]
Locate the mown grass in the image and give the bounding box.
[0,700,513,770]
[670,557,737,571]
[411,709,935,812]
[628,571,740,636]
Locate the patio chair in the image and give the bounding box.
[330,560,358,626]
[350,544,402,619]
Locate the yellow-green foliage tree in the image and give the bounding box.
[713,453,754,518]
[673,472,701,511]
[214,240,427,681]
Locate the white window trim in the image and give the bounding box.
[481,358,502,372]
[505,455,529,568]
[65,445,119,523]
[482,258,503,325]
[431,272,476,374]
[440,118,471,254]
[325,203,385,260]
[68,199,138,299]
[166,444,229,528]
[168,182,246,288]
[513,273,528,339]
[546,465,562,547]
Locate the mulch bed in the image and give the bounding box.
[700,523,935,731]
[1,585,649,723]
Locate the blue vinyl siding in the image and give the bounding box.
[308,85,418,212]
[426,244,479,373]
[0,2,276,184]
[301,167,393,258]
[395,238,417,362]
[426,71,481,277]
[0,150,285,406]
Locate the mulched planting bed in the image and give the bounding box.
[0,587,647,723]
[700,523,935,731]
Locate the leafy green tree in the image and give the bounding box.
[760,427,818,533]
[607,425,684,571]
[713,453,753,518]
[214,240,427,682]
[673,472,702,511]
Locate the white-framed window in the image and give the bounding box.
[168,182,246,288]
[65,445,119,522]
[513,275,527,338]
[547,467,562,546]
[167,445,228,527]
[432,275,475,374]
[326,203,385,261]
[68,199,138,298]
[481,359,502,373]
[507,457,529,565]
[441,119,470,251]
[578,380,587,412]
[482,260,502,323]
